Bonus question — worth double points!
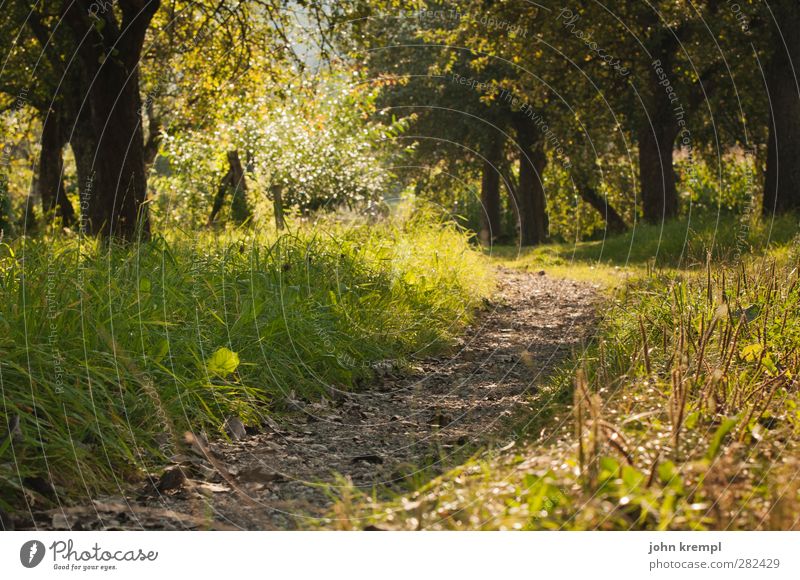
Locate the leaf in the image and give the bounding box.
[152,339,170,364]
[762,354,778,375]
[599,456,620,480]
[622,465,645,490]
[207,347,240,377]
[740,343,762,362]
[657,461,683,492]
[706,416,739,460]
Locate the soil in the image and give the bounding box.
[26,268,599,530]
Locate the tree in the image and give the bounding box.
[38,108,76,226]
[513,112,548,245]
[1,0,161,239]
[1,3,77,228]
[155,74,400,229]
[479,139,502,245]
[355,3,556,244]
[559,1,729,224]
[355,1,638,242]
[208,150,250,225]
[762,0,800,215]
[63,0,161,239]
[2,0,335,239]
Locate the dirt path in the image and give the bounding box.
[33,268,599,530]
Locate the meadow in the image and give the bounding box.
[0,210,493,517]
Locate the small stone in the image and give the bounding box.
[352,454,383,465]
[157,467,187,492]
[224,416,247,440]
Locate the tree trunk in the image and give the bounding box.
[479,143,502,246]
[143,98,162,170]
[638,120,679,224]
[0,182,13,238]
[209,150,250,225]
[514,115,548,246]
[38,109,76,227]
[763,3,800,216]
[578,186,627,234]
[639,46,680,224]
[227,151,249,223]
[272,185,285,231]
[69,81,149,239]
[64,0,159,240]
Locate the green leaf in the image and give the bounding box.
[622,465,645,490]
[706,416,739,460]
[657,461,683,492]
[207,347,240,377]
[152,339,169,364]
[599,456,620,480]
[762,354,778,375]
[740,343,762,362]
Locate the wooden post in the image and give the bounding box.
[272,184,285,231]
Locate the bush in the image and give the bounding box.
[152,74,409,229]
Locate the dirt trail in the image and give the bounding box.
[31,268,599,530]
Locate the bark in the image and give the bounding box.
[638,120,679,224]
[578,186,627,234]
[0,187,14,238]
[38,109,76,226]
[143,99,162,170]
[479,142,502,246]
[514,115,548,246]
[272,185,285,231]
[638,31,681,224]
[763,3,800,215]
[63,0,159,240]
[209,150,250,225]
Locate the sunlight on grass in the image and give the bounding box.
[487,213,799,289]
[0,210,492,513]
[330,216,800,531]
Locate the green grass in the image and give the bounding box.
[489,212,799,288]
[0,209,493,516]
[332,214,800,530]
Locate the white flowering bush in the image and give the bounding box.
[151,74,408,228]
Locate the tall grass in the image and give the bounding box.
[0,209,492,515]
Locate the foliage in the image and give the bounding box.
[0,108,38,229]
[677,151,760,214]
[152,73,409,228]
